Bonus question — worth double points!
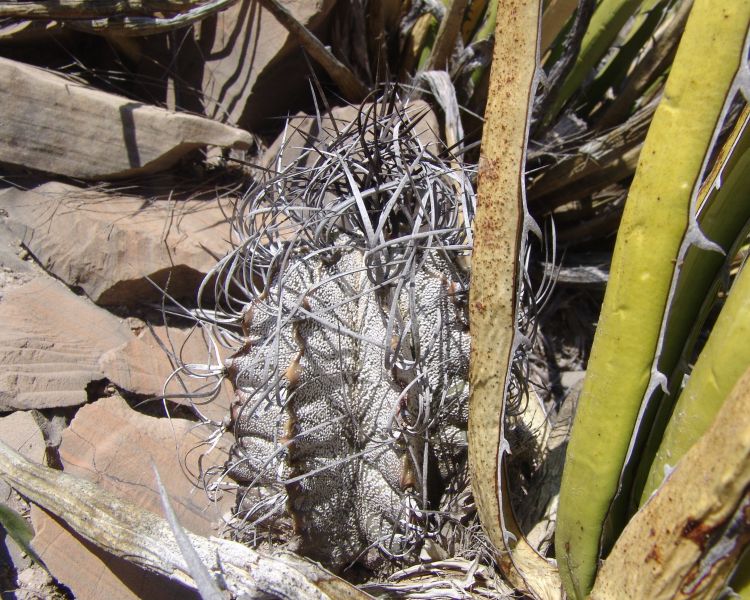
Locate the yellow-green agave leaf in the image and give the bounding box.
[642,261,750,500]
[555,2,750,598]
[590,364,750,599]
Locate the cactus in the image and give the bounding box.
[200,91,478,570]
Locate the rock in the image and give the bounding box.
[100,325,233,423]
[58,395,233,538]
[1,181,234,306]
[0,412,45,472]
[14,563,59,600]
[30,505,199,600]
[0,218,34,297]
[171,0,336,132]
[0,56,252,180]
[26,393,232,600]
[0,276,133,411]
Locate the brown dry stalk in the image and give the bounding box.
[426,0,470,70]
[257,0,369,103]
[468,0,562,598]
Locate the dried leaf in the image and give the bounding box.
[468,1,561,598]
[0,439,373,600]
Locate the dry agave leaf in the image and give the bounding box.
[467,0,561,598]
[153,466,224,600]
[364,557,514,599]
[425,0,469,70]
[0,0,230,19]
[528,98,656,214]
[17,0,239,35]
[0,439,372,600]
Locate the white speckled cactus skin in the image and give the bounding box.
[212,92,476,569]
[226,236,470,567]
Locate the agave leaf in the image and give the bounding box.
[0,0,205,18]
[731,552,750,598]
[595,0,694,130]
[153,466,224,600]
[427,0,470,70]
[403,13,438,74]
[540,0,578,52]
[0,0,238,35]
[545,0,642,124]
[590,365,750,599]
[583,0,674,115]
[528,97,655,213]
[468,0,498,44]
[461,0,490,43]
[641,261,750,502]
[634,105,750,506]
[468,1,561,598]
[555,2,750,598]
[532,0,596,130]
[74,0,238,36]
[467,0,498,87]
[414,0,451,71]
[0,502,46,570]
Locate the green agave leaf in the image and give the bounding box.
[590,365,750,599]
[555,2,750,598]
[469,0,498,44]
[633,106,750,508]
[731,552,750,598]
[641,257,750,502]
[583,0,673,116]
[417,16,439,70]
[0,502,46,571]
[594,0,694,130]
[545,0,642,124]
[461,0,490,43]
